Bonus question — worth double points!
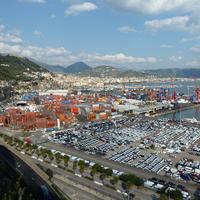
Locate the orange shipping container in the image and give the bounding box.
[59,114,66,122]
[88,112,96,121]
[92,104,100,112]
[99,112,107,120]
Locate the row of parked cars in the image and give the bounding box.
[48,116,199,178]
[189,144,200,156]
[142,124,200,157]
[144,178,191,200]
[134,155,168,174]
[167,158,200,184]
[109,147,140,164]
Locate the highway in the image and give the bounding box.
[37,161,124,200]
[53,177,104,200]
[34,160,153,200]
[42,142,199,195]
[0,145,61,200]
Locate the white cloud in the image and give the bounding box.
[186,60,200,67]
[65,2,97,16]
[118,26,136,33]
[169,55,182,62]
[0,33,23,43]
[0,25,5,32]
[104,0,200,15]
[33,30,43,37]
[50,14,56,19]
[0,41,158,67]
[190,45,200,52]
[85,53,157,64]
[145,16,190,31]
[105,1,200,33]
[160,44,174,48]
[181,36,200,43]
[0,25,23,43]
[0,42,71,65]
[18,0,46,3]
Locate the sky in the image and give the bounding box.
[0,0,200,69]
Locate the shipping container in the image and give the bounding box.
[71,106,79,115]
[36,118,47,129]
[88,112,96,121]
[99,112,107,120]
[92,104,100,111]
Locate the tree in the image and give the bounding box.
[40,148,47,159]
[79,165,85,174]
[46,168,53,180]
[78,160,85,167]
[110,176,119,186]
[90,169,96,177]
[104,168,113,177]
[55,152,62,163]
[113,176,119,184]
[92,163,104,173]
[119,173,143,187]
[47,152,54,161]
[32,144,37,149]
[35,149,41,156]
[63,155,69,166]
[169,190,183,200]
[99,173,106,183]
[160,193,168,200]
[150,144,155,150]
[121,182,128,191]
[78,160,85,174]
[73,161,78,171]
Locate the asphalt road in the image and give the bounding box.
[53,177,104,200]
[0,145,60,200]
[42,142,198,194]
[37,159,155,200]
[38,161,123,200]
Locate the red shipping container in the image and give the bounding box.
[47,119,57,128]
[36,118,47,129]
[71,106,79,115]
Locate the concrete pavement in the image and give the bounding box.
[42,142,198,194]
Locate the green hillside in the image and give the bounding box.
[0,54,47,81]
[81,65,147,77]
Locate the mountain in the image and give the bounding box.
[0,54,47,81]
[40,62,91,74]
[40,63,66,73]
[51,62,148,77]
[64,62,91,73]
[81,65,119,77]
[145,68,200,78]
[81,65,148,77]
[40,61,147,77]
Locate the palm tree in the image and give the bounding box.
[63,155,69,166]
[110,176,119,186]
[79,165,85,174]
[47,152,54,161]
[90,169,96,178]
[99,173,106,184]
[73,161,78,171]
[55,152,62,163]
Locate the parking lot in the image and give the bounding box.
[48,116,200,176]
[167,158,200,184]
